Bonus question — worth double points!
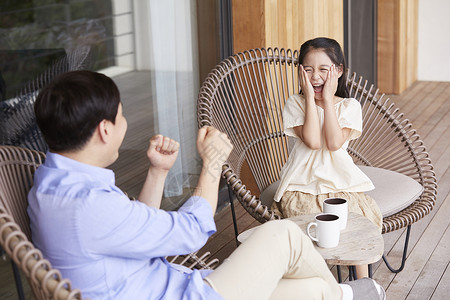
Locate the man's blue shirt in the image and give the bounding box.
[27,152,223,299]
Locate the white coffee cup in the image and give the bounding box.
[323,197,348,230]
[306,213,340,248]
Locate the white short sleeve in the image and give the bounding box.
[283,94,305,137]
[337,98,363,141]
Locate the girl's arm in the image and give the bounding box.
[322,65,351,151]
[322,106,351,151]
[294,65,322,149]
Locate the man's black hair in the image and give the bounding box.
[34,70,121,152]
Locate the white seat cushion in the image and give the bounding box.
[260,166,423,218]
[358,166,423,217]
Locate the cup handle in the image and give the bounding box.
[307,222,318,242]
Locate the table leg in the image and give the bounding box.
[336,265,342,283]
[348,266,357,281]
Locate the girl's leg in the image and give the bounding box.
[204,220,342,300]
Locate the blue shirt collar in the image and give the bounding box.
[44,151,116,185]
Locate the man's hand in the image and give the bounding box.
[194,126,233,213]
[139,135,179,208]
[146,135,180,172]
[197,127,233,172]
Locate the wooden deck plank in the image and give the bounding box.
[392,81,437,118]
[411,84,450,132]
[406,223,450,300]
[431,135,450,181]
[421,98,450,156]
[374,138,450,294]
[384,81,424,116]
[199,201,250,250]
[402,82,447,125]
[383,191,450,299]
[431,260,450,300]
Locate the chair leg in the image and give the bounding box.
[382,225,411,273]
[11,260,25,300]
[227,185,239,246]
[2,247,25,300]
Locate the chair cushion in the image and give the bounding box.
[260,166,423,218]
[358,166,423,217]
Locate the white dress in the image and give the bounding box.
[273,94,375,202]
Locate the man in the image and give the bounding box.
[28,70,385,299]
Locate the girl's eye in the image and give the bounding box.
[320,69,329,72]
[305,69,312,73]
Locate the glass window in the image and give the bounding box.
[0,0,231,212]
[0,0,121,101]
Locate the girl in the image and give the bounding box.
[271,37,383,278]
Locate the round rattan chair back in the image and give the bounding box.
[0,145,45,240]
[197,48,437,234]
[0,145,219,299]
[0,145,83,299]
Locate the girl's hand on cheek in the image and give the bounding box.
[323,64,339,103]
[299,65,314,100]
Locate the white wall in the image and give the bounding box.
[101,0,135,77]
[418,0,450,81]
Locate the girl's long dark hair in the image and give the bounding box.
[298,37,349,98]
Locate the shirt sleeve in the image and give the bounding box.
[80,193,216,259]
[337,98,363,141]
[283,94,305,138]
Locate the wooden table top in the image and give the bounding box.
[238,212,384,266]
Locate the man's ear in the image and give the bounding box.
[97,120,110,144]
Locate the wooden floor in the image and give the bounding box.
[1,72,449,299]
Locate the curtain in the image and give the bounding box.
[145,0,201,204]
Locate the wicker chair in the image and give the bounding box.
[0,46,92,153]
[197,48,437,273]
[0,145,219,299]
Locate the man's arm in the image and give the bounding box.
[138,135,179,208]
[192,127,233,214]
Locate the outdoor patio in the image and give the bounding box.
[195,78,450,300]
[1,71,449,299]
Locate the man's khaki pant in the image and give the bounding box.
[205,220,342,300]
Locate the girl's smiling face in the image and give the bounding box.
[301,49,341,101]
